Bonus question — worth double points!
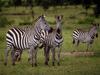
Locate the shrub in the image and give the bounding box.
[77,16,95,24]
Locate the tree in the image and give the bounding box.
[94,1,100,17]
[82,0,91,15]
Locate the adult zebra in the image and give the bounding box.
[43,15,63,66]
[4,15,51,66]
[72,23,99,51]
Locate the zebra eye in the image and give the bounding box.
[45,22,47,24]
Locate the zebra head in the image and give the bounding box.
[90,23,99,38]
[35,15,51,31]
[35,15,51,42]
[55,15,63,34]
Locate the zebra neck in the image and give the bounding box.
[88,27,96,37]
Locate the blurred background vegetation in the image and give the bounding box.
[0,0,100,27]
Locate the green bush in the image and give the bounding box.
[78,16,95,24]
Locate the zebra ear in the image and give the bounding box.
[60,15,63,20]
[91,22,96,26]
[55,15,63,21]
[97,23,99,27]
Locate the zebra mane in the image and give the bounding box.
[16,15,45,32]
[88,23,99,32]
[33,15,45,23]
[77,28,86,32]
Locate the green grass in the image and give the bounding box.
[0,5,100,75]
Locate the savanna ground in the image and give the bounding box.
[0,6,100,75]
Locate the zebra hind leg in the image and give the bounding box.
[11,50,16,66]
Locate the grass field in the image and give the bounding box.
[0,6,100,75]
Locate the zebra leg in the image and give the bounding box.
[86,43,90,51]
[44,45,48,65]
[4,47,10,66]
[29,46,38,67]
[51,47,55,66]
[73,39,75,44]
[57,46,61,66]
[96,33,98,38]
[28,48,34,67]
[11,50,16,65]
[34,47,38,66]
[44,46,50,65]
[76,40,80,46]
[17,50,22,61]
[47,47,50,62]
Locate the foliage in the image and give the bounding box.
[77,16,95,24]
[94,1,100,17]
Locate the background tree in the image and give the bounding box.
[82,0,91,15]
[94,0,100,17]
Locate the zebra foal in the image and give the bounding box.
[43,15,63,66]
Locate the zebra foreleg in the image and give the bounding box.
[76,40,80,46]
[57,46,61,66]
[44,46,50,65]
[72,39,75,44]
[11,50,16,65]
[4,47,10,66]
[86,43,90,51]
[96,33,98,38]
[34,47,38,66]
[28,48,34,67]
[51,47,55,66]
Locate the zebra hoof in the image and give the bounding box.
[34,63,37,67]
[52,62,55,66]
[47,58,49,61]
[4,62,7,66]
[32,64,34,67]
[57,62,60,66]
[45,62,48,65]
[28,58,30,62]
[12,63,15,66]
[17,58,21,62]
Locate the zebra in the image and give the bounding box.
[43,15,63,66]
[4,15,51,66]
[72,23,99,51]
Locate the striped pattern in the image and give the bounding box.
[4,15,50,66]
[6,27,29,49]
[73,23,99,50]
[44,15,63,66]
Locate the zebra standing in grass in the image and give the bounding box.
[4,15,51,66]
[72,23,99,51]
[43,15,63,66]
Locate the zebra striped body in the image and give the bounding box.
[6,27,29,49]
[44,15,63,66]
[4,15,50,66]
[73,23,99,50]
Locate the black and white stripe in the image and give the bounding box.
[43,15,63,66]
[73,23,99,50]
[4,15,50,66]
